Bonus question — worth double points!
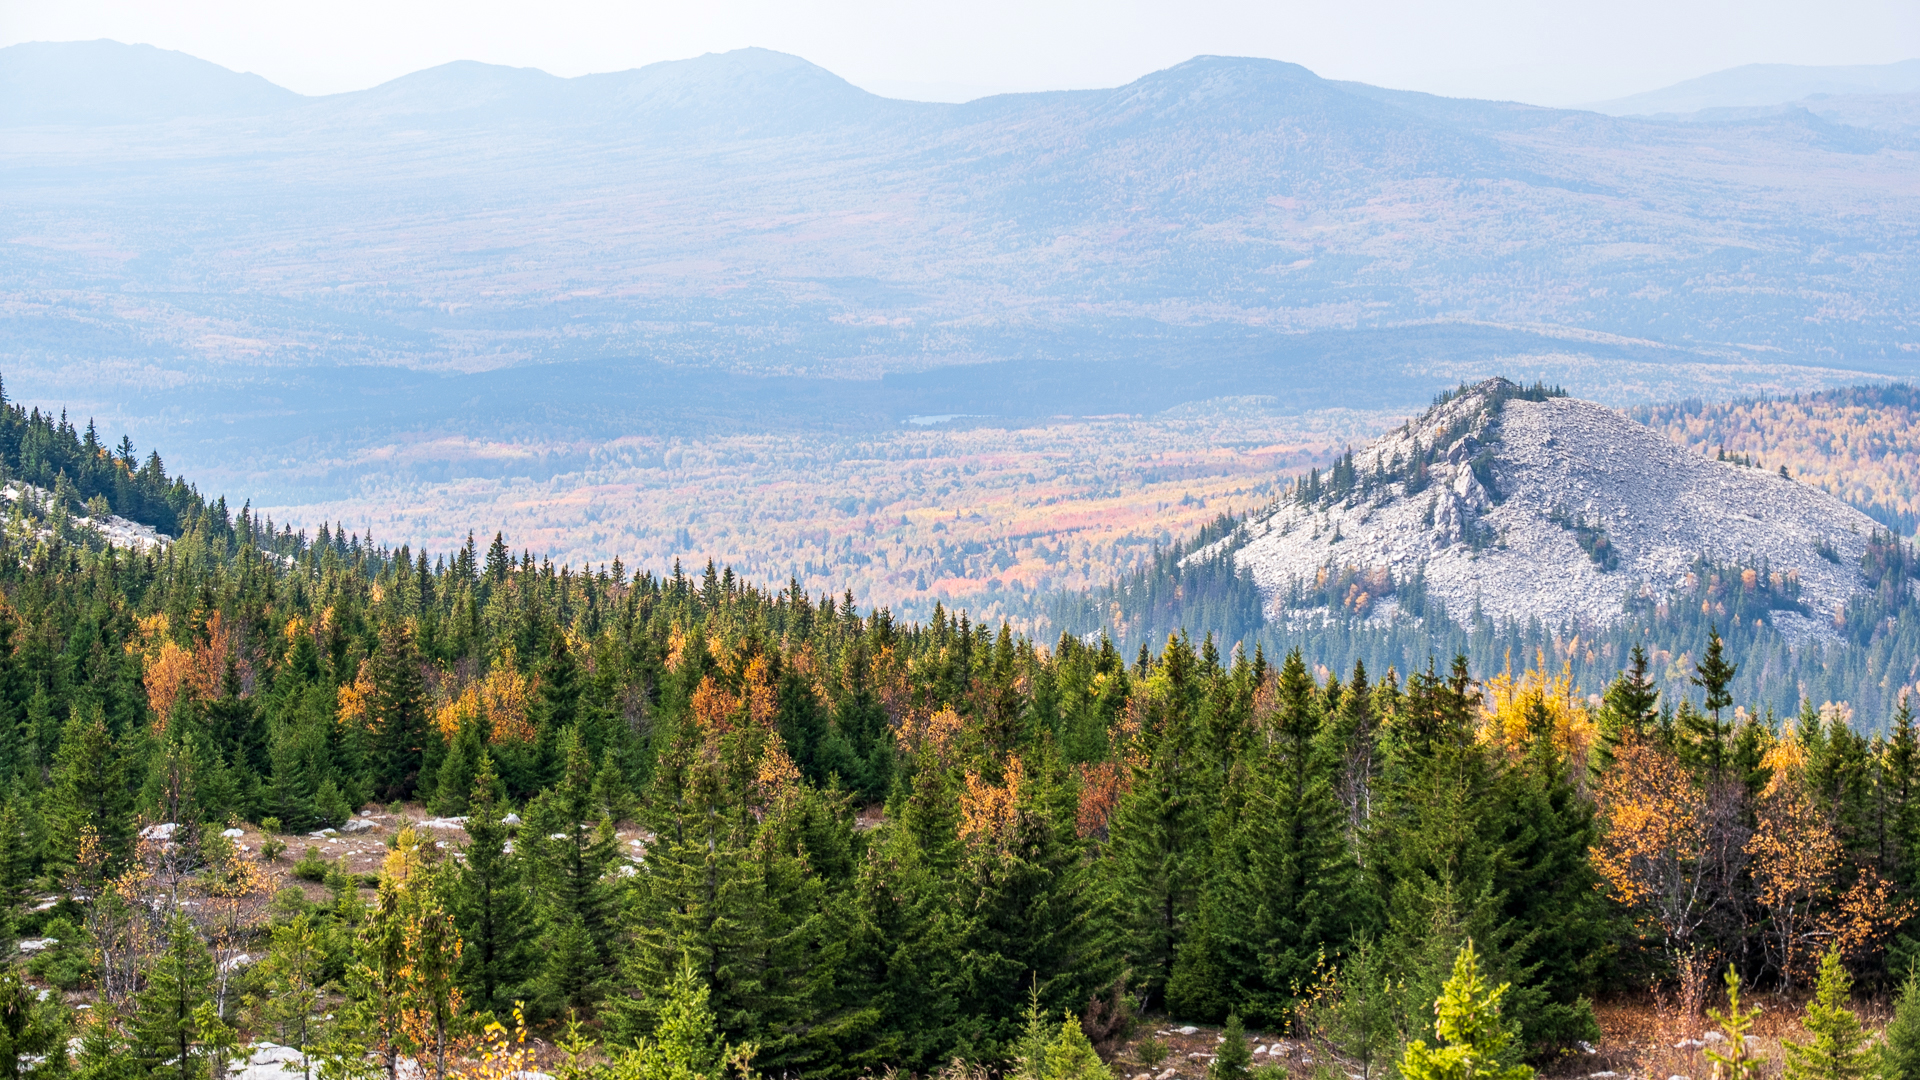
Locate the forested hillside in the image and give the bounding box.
[1637,383,1920,537]
[6,393,1920,1080]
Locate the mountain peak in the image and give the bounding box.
[1218,379,1879,636]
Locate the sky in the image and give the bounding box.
[3,0,1918,106]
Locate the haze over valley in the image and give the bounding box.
[3,40,1918,613]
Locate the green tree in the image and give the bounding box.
[1210,1014,1251,1080]
[1883,971,1920,1080]
[1043,1014,1111,1080]
[526,727,620,1013]
[0,965,67,1080]
[1105,637,1207,1010]
[133,915,219,1080]
[369,622,429,801]
[602,959,755,1080]
[1594,645,1660,771]
[256,913,325,1080]
[1397,942,1533,1080]
[49,709,131,868]
[1682,629,1737,777]
[1783,950,1872,1080]
[69,1009,133,1080]
[454,752,535,1016]
[1706,966,1762,1080]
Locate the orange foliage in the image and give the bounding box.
[428,651,536,743]
[136,610,241,730]
[1641,388,1920,530]
[1592,739,1711,949]
[338,659,375,728]
[960,756,1025,849]
[1075,760,1127,839]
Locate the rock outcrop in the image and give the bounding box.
[1209,379,1883,633]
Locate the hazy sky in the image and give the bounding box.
[5,0,1917,105]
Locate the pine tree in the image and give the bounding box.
[1397,942,1533,1080]
[369,622,428,801]
[133,915,219,1080]
[1783,950,1872,1080]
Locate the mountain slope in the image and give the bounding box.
[1218,379,1883,633]
[0,40,300,125]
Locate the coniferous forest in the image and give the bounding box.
[7,392,1920,1080]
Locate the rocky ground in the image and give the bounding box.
[1218,380,1885,634]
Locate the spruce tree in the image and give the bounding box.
[1683,629,1737,777]
[133,915,218,1080]
[1105,636,1206,1010]
[1397,942,1533,1080]
[368,622,428,801]
[1883,971,1920,1080]
[1211,1014,1252,1080]
[1783,950,1872,1080]
[0,965,67,1080]
[256,913,325,1080]
[49,707,131,869]
[1595,645,1660,770]
[0,802,29,957]
[526,726,619,1013]
[455,753,535,1017]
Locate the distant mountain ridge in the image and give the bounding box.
[3,40,1919,505]
[1586,58,1920,116]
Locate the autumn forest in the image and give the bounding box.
[4,389,1920,1080]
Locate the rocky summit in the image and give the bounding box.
[1211,378,1882,635]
